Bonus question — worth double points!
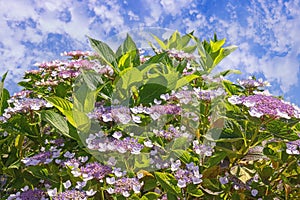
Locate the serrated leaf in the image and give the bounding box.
[41,110,71,139]
[88,36,117,71]
[154,172,181,197]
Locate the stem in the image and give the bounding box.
[100,188,105,200]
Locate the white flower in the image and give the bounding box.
[228,95,242,105]
[107,188,114,194]
[106,177,116,184]
[112,131,122,139]
[63,180,71,189]
[144,140,153,148]
[132,115,142,123]
[47,188,57,197]
[177,179,186,188]
[86,189,97,196]
[248,109,264,118]
[122,191,130,197]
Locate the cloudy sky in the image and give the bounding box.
[1,0,300,105]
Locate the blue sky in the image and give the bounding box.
[0,0,300,105]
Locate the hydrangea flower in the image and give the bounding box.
[153,125,181,140]
[286,139,300,155]
[86,133,144,155]
[237,76,270,88]
[106,177,143,197]
[49,188,95,200]
[22,147,61,166]
[228,94,300,119]
[173,162,203,188]
[79,162,112,181]
[193,140,214,157]
[2,96,52,120]
[7,187,46,200]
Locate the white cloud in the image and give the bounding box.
[160,0,193,16]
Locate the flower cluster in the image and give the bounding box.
[149,104,181,120]
[193,140,215,157]
[149,146,172,169]
[106,177,143,197]
[286,139,300,155]
[155,48,195,61]
[228,94,300,119]
[89,103,181,124]
[86,132,144,155]
[172,161,203,188]
[153,125,181,140]
[237,76,271,88]
[7,186,47,200]
[75,162,112,181]
[21,147,61,166]
[172,87,225,105]
[2,92,52,120]
[61,50,96,58]
[64,158,112,181]
[48,188,96,200]
[25,51,113,89]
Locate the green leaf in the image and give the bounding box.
[206,151,227,168]
[214,69,241,78]
[0,71,9,115]
[116,34,140,66]
[223,45,238,56]
[151,34,167,50]
[141,192,160,200]
[167,30,180,49]
[173,149,193,164]
[182,45,197,53]
[88,36,117,71]
[222,80,240,95]
[210,38,225,53]
[41,110,72,139]
[175,74,199,89]
[178,31,194,49]
[154,172,181,197]
[187,184,204,197]
[45,96,73,113]
[44,97,82,128]
[139,82,168,104]
[171,137,189,150]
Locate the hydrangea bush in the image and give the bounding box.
[0,31,300,199]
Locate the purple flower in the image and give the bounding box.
[22,148,61,166]
[228,94,300,119]
[251,189,259,197]
[61,50,96,58]
[174,162,202,188]
[51,189,88,200]
[149,104,181,120]
[219,176,229,184]
[79,162,112,181]
[286,140,300,155]
[8,187,46,200]
[153,125,181,140]
[237,77,270,88]
[2,96,52,120]
[106,177,143,197]
[193,140,214,157]
[86,133,144,155]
